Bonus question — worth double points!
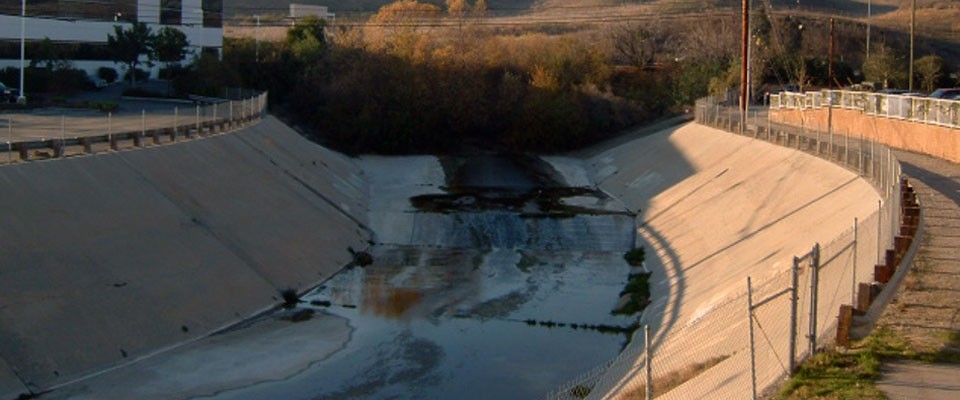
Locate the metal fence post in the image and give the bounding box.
[858,132,864,174]
[174,107,178,137]
[6,118,12,162]
[196,104,201,135]
[809,244,821,356]
[816,122,821,155]
[141,109,145,136]
[790,256,799,375]
[748,276,758,400]
[844,131,850,165]
[645,325,652,400]
[60,115,66,158]
[852,218,859,305]
[877,200,883,265]
[767,110,772,142]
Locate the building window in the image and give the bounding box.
[160,0,182,25]
[1,0,136,21]
[202,0,222,28]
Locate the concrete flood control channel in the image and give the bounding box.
[6,118,880,400]
[38,152,644,400]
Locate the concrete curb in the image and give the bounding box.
[851,188,925,339]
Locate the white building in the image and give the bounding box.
[289,4,335,21]
[0,0,223,79]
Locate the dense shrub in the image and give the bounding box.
[122,68,150,83]
[97,67,118,83]
[0,66,92,94]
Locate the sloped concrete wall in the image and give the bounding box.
[547,123,881,399]
[0,116,369,396]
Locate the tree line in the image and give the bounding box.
[169,1,957,154]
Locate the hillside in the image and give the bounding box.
[225,0,538,16]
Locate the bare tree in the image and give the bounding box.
[610,22,672,68]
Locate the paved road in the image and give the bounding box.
[0,81,251,143]
[877,150,960,400]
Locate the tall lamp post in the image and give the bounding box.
[17,0,26,104]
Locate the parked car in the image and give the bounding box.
[0,81,18,103]
[89,76,108,90]
[928,88,960,100]
[877,89,908,95]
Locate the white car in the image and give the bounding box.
[0,81,18,102]
[90,76,109,90]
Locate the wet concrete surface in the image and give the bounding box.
[206,248,639,400]
[34,151,639,400]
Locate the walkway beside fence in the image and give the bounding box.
[875,150,960,400]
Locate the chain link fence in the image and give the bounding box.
[1,91,268,163]
[547,95,906,400]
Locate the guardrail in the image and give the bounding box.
[771,90,960,129]
[1,91,268,164]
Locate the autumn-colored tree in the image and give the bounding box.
[473,0,488,16]
[446,0,467,16]
[367,0,441,60]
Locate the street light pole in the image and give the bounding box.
[17,0,26,104]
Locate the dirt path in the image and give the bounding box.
[876,150,960,399]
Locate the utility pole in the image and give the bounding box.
[829,18,835,89]
[828,18,835,157]
[909,0,916,92]
[740,0,750,132]
[866,0,872,61]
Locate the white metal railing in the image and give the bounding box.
[771,90,960,129]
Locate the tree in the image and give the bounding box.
[610,23,671,68]
[287,16,327,47]
[153,27,189,93]
[368,1,441,60]
[472,0,488,16]
[862,43,906,89]
[446,0,468,54]
[153,27,189,69]
[31,38,68,70]
[286,16,327,60]
[107,22,154,86]
[446,0,467,16]
[914,55,949,93]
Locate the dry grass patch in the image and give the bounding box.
[623,355,730,399]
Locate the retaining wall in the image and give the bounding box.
[0,116,369,398]
[771,108,960,164]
